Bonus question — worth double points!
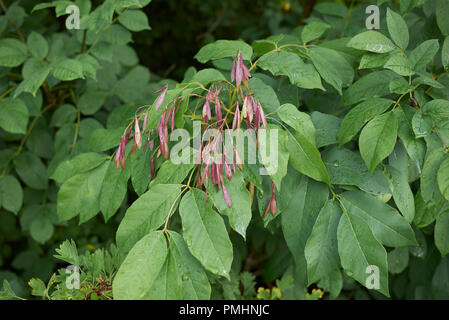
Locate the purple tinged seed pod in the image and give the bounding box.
[235,148,243,170]
[124,126,132,144]
[215,162,222,186]
[221,177,232,208]
[242,57,251,81]
[224,160,232,181]
[119,138,127,169]
[231,58,236,83]
[241,96,248,119]
[215,85,223,96]
[270,196,277,216]
[120,155,126,170]
[200,162,208,186]
[222,146,232,181]
[157,109,170,160]
[116,127,131,170]
[232,102,240,130]
[175,100,181,113]
[254,101,260,130]
[245,113,251,128]
[215,95,222,122]
[202,96,211,122]
[130,141,137,156]
[232,51,251,87]
[114,143,122,170]
[232,146,236,173]
[235,52,243,86]
[164,104,171,127]
[264,199,271,217]
[219,162,224,180]
[162,126,169,159]
[239,52,251,82]
[157,110,164,135]
[170,105,175,131]
[134,117,142,149]
[196,142,203,166]
[211,163,218,186]
[270,182,277,216]
[203,87,214,122]
[171,102,178,131]
[154,85,168,110]
[142,111,149,132]
[246,95,254,123]
[259,102,267,130]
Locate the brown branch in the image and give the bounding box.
[0,0,26,43]
[298,0,317,25]
[80,30,87,53]
[195,3,227,42]
[162,64,176,79]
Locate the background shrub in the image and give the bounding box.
[0,0,448,300]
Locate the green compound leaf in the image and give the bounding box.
[113,231,168,300]
[208,170,252,239]
[116,184,181,253]
[359,111,398,174]
[340,190,416,247]
[0,38,27,67]
[57,161,109,224]
[118,9,151,32]
[305,200,342,284]
[195,40,252,63]
[257,51,324,90]
[51,58,84,81]
[167,231,211,299]
[0,175,23,214]
[287,130,331,186]
[338,98,393,146]
[386,8,409,50]
[0,98,29,134]
[437,158,449,201]
[308,46,354,95]
[347,31,395,53]
[27,32,49,59]
[100,160,131,222]
[337,208,389,297]
[179,188,233,279]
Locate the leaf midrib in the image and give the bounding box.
[190,190,228,274]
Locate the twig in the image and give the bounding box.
[0,0,26,43]
[195,3,227,41]
[86,9,127,54]
[162,64,176,79]
[0,85,17,99]
[80,30,87,53]
[298,0,317,25]
[70,89,81,153]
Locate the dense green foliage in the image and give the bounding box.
[0,0,449,300]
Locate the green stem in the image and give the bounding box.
[70,89,81,153]
[0,85,17,99]
[86,9,128,54]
